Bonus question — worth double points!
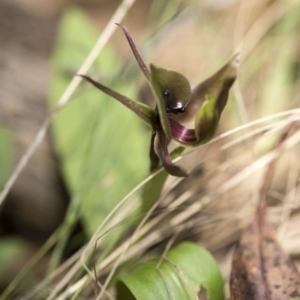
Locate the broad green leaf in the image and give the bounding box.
[150,64,191,140]
[0,238,28,279]
[49,8,149,237]
[0,126,12,190]
[117,242,224,300]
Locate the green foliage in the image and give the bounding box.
[0,126,12,190]
[117,242,224,300]
[49,8,149,238]
[141,170,168,213]
[0,238,28,278]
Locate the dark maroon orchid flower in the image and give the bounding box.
[79,24,239,177]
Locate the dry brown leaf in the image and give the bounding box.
[230,203,300,300]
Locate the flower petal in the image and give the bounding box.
[154,130,188,177]
[169,118,197,145]
[194,94,218,145]
[150,64,191,140]
[79,75,157,129]
[116,23,151,82]
[171,95,218,147]
[173,54,239,123]
[149,132,159,171]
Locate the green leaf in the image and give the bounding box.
[117,242,224,300]
[0,126,12,190]
[141,170,167,212]
[0,238,28,279]
[150,64,191,140]
[49,8,149,237]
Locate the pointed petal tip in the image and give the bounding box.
[177,169,189,178]
[154,131,189,177]
[77,74,92,82]
[164,165,189,177]
[150,63,166,73]
[149,63,157,71]
[77,74,88,80]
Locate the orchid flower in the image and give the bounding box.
[79,24,239,177]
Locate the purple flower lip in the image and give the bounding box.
[169,119,197,144]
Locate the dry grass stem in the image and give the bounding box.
[0,0,138,207]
